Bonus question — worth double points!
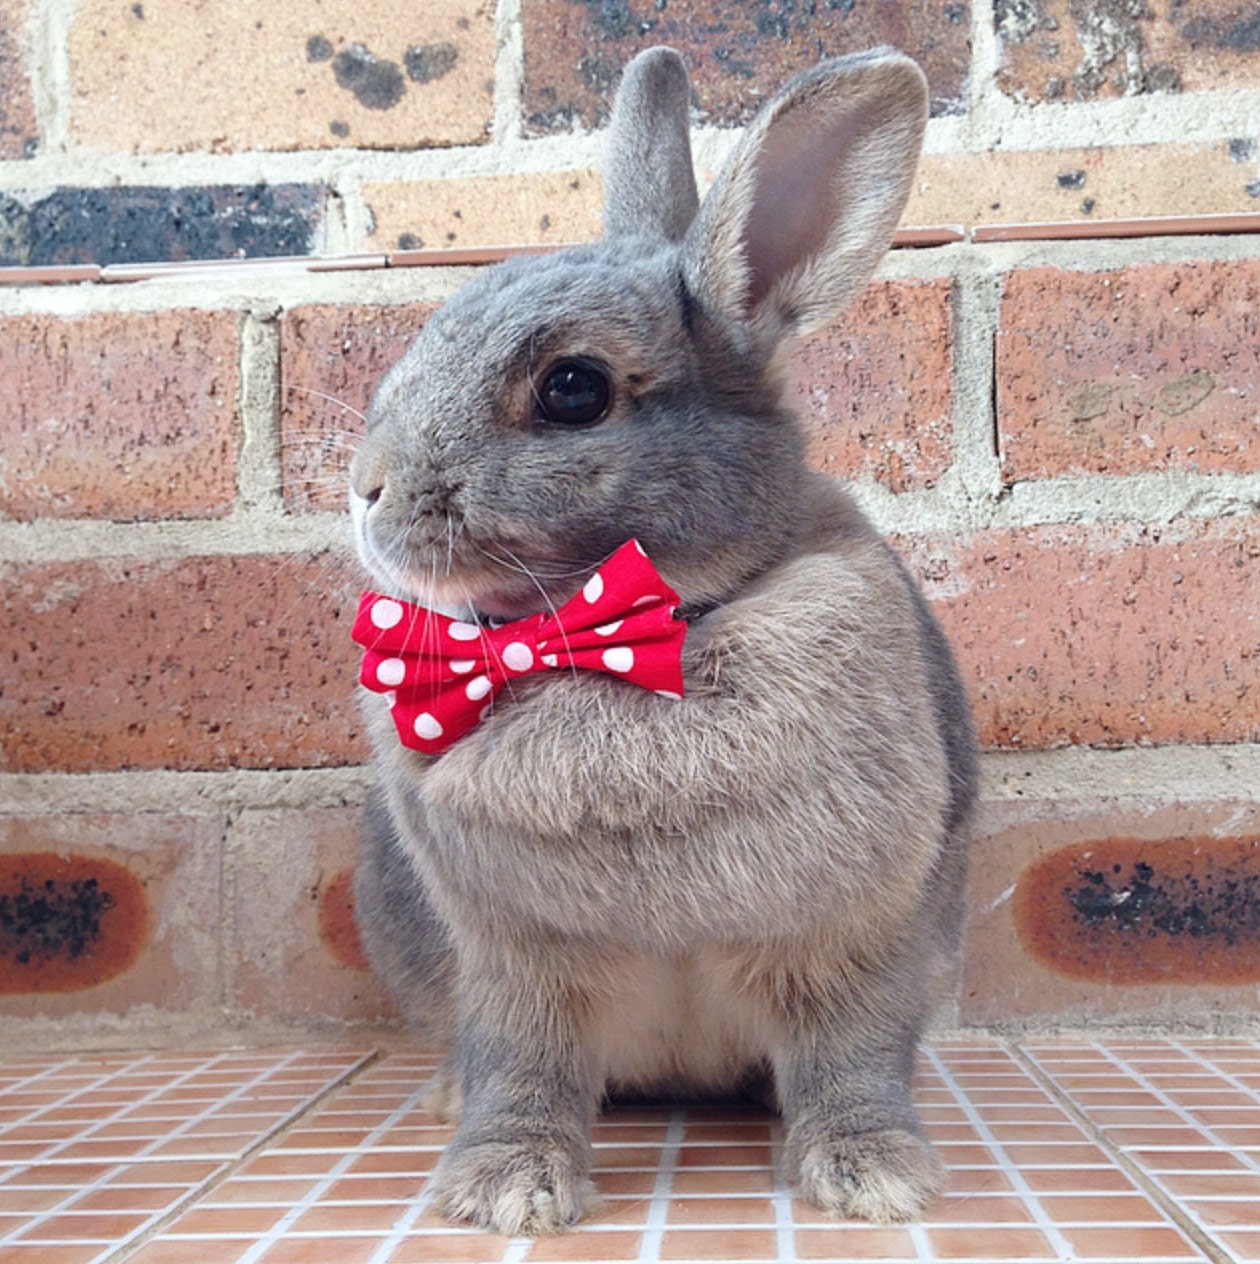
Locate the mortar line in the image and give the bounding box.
[1010,1042,1234,1264]
[492,0,525,149]
[105,1048,381,1263]
[236,311,285,513]
[26,0,74,157]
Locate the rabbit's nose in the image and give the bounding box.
[350,446,390,507]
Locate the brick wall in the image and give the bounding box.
[0,0,1257,1045]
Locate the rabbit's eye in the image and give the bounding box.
[536,360,612,427]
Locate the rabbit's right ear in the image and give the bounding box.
[602,47,699,244]
[680,49,927,343]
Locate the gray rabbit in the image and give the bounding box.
[349,46,976,1235]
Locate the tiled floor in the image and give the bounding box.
[0,1042,1257,1262]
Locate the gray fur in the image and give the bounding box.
[349,46,975,1236]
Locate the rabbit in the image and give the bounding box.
[348,44,977,1237]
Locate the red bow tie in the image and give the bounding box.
[352,540,687,755]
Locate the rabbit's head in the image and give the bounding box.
[350,47,927,620]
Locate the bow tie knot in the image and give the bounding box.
[352,540,687,754]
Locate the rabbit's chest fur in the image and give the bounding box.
[372,525,952,958]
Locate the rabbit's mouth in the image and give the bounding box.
[352,488,593,621]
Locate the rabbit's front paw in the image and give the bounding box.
[431,1136,596,1236]
[787,1126,944,1223]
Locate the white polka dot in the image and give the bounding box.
[655,689,682,700]
[632,594,656,608]
[448,621,481,641]
[595,620,624,637]
[602,646,635,673]
[376,657,406,687]
[450,658,476,675]
[583,572,604,604]
[541,654,559,668]
[465,675,493,702]
[413,713,443,741]
[371,598,404,630]
[502,642,534,672]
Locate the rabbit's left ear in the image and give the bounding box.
[602,47,700,243]
[681,49,928,341]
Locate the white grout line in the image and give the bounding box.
[925,1047,1084,1262]
[225,1071,443,1264]
[636,1109,686,1264]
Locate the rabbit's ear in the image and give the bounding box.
[681,49,927,340]
[602,47,700,243]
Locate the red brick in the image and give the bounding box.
[997,0,1260,103]
[0,814,222,1020]
[0,310,240,521]
[997,262,1260,482]
[0,0,37,159]
[901,518,1259,750]
[521,0,970,133]
[279,304,433,512]
[792,279,953,493]
[0,553,366,773]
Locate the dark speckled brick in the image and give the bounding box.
[521,0,970,134]
[0,184,325,268]
[996,0,1260,102]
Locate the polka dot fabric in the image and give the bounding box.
[351,539,688,755]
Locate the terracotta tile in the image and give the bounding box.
[1131,1148,1248,1171]
[294,1201,406,1232]
[1105,1126,1214,1147]
[1221,1231,1260,1261]
[320,1176,424,1203]
[1163,1172,1260,1198]
[1038,1193,1169,1223]
[595,1170,658,1198]
[943,1168,1016,1195]
[928,1193,1035,1225]
[1193,1199,1260,1227]
[795,1227,919,1260]
[1021,1167,1135,1193]
[125,1245,256,1264]
[387,1236,513,1263]
[18,1210,150,1240]
[74,1185,188,1213]
[1060,1224,1202,1259]
[0,1247,104,1264]
[676,1144,772,1168]
[666,1197,774,1226]
[929,1226,1055,1259]
[1001,1143,1115,1167]
[525,1231,644,1261]
[258,1239,384,1264]
[0,1187,71,1213]
[659,1228,779,1261]
[667,1162,778,1193]
[165,1204,289,1235]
